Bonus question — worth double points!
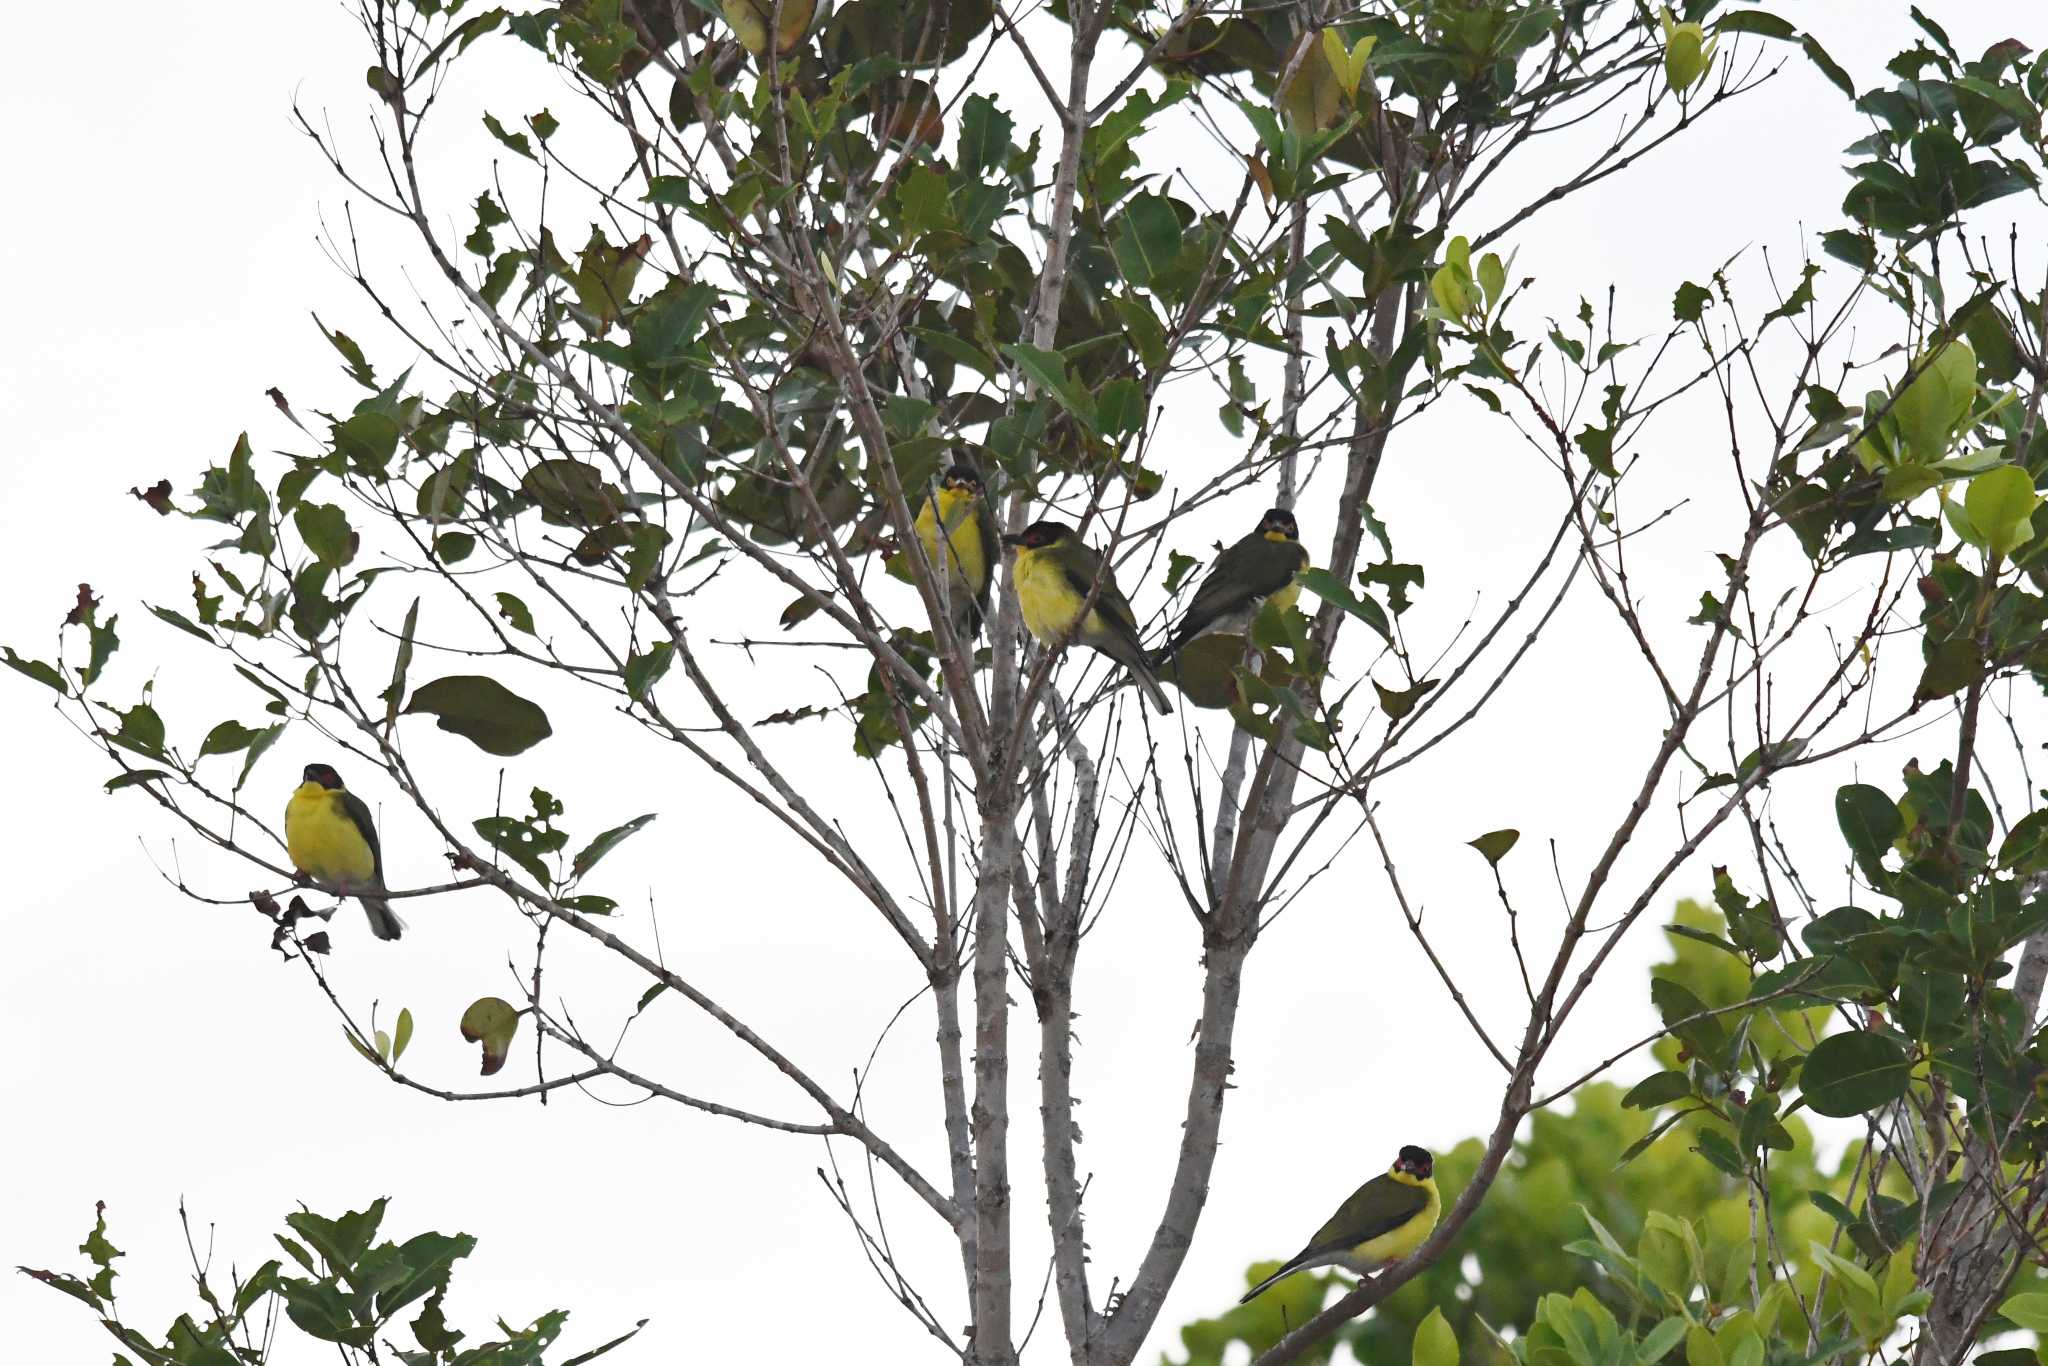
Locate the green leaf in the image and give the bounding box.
[392,1007,414,1063]
[1374,677,1438,720]
[1468,828,1519,867]
[1001,344,1098,432]
[1998,810,2048,873]
[495,592,537,636]
[1998,1292,2048,1331]
[382,598,420,729]
[1298,567,1390,641]
[1641,1317,1689,1363]
[1095,378,1146,438]
[459,997,521,1076]
[82,613,120,687]
[1112,193,1183,288]
[104,769,171,792]
[236,723,286,791]
[3,647,68,695]
[475,815,554,888]
[1413,1306,1459,1366]
[114,703,166,758]
[1692,1127,1745,1177]
[482,111,535,159]
[294,503,356,568]
[1674,280,1712,323]
[315,319,376,388]
[1715,11,1797,39]
[376,1230,476,1320]
[1801,1030,1910,1117]
[625,642,674,701]
[1964,463,2039,558]
[1835,783,1902,880]
[958,94,1014,173]
[403,675,553,755]
[1800,33,1855,98]
[78,1203,123,1300]
[333,410,400,477]
[199,721,262,758]
[1892,339,1976,464]
[897,166,950,242]
[1622,1070,1693,1109]
[1915,636,1981,702]
[571,814,656,880]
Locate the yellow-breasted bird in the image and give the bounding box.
[285,763,405,941]
[1004,519,1172,714]
[913,463,999,646]
[1238,1144,1440,1304]
[1153,507,1309,667]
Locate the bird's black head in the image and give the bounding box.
[1258,508,1300,541]
[1393,1145,1433,1179]
[1003,520,1073,551]
[303,763,345,790]
[941,464,986,495]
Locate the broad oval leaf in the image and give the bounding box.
[1801,1030,1909,1117]
[1835,784,1902,870]
[1997,1291,2048,1332]
[1413,1306,1459,1366]
[404,676,552,756]
[1964,463,2040,558]
[1621,1070,1692,1109]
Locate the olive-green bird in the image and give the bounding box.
[1003,519,1172,714]
[284,762,405,941]
[912,463,999,646]
[1239,1144,1440,1304]
[1154,507,1309,667]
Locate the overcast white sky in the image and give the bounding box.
[3,3,2042,1362]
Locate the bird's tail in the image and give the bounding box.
[1100,628,1174,714]
[1130,659,1173,715]
[360,895,406,942]
[1238,1255,1311,1305]
[953,597,983,650]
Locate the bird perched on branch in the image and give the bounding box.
[285,763,405,941]
[1003,519,1172,714]
[1153,507,1309,667]
[913,463,998,647]
[1239,1144,1439,1304]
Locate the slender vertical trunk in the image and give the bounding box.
[971,796,1020,1366]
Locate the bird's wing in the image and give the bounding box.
[338,790,385,883]
[1170,536,1308,649]
[1059,542,1144,640]
[1298,1174,1431,1260]
[1178,536,1266,632]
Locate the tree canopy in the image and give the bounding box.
[12,1,2048,1364]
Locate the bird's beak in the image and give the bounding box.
[1001,533,1027,547]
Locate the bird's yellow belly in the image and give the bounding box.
[1014,548,1093,645]
[1345,1186,1440,1271]
[1268,577,1302,615]
[285,788,376,886]
[917,492,986,592]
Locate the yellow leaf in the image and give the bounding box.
[1321,29,1355,98]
